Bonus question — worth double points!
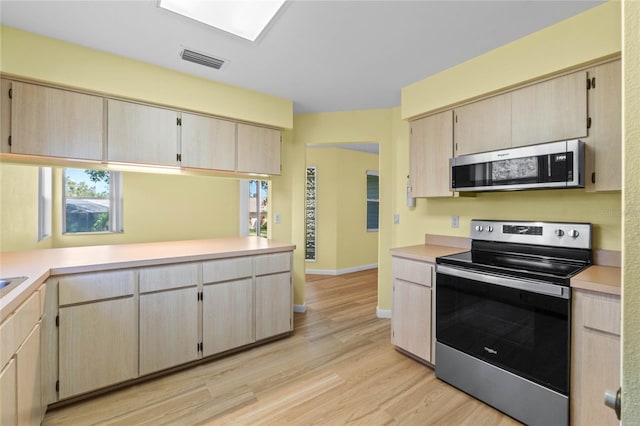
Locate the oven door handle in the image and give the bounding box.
[436,265,570,299]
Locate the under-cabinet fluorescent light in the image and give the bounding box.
[158,0,286,42]
[107,163,182,175]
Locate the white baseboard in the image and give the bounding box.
[293,304,307,313]
[376,308,392,319]
[306,263,378,276]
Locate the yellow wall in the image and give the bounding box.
[293,110,393,312]
[0,163,52,251]
[0,163,239,251]
[305,148,378,272]
[622,0,640,419]
[0,26,292,128]
[270,128,305,306]
[402,1,621,119]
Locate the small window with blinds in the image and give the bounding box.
[366,171,379,232]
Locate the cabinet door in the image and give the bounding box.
[392,279,431,363]
[585,60,622,192]
[107,99,178,166]
[59,297,137,399]
[0,358,17,426]
[409,110,453,197]
[1,79,11,154]
[16,324,42,426]
[571,290,620,426]
[512,71,587,147]
[255,272,292,340]
[454,93,511,156]
[11,82,103,160]
[236,123,281,175]
[202,279,254,357]
[139,288,199,375]
[181,113,236,171]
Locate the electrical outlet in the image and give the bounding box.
[451,215,459,228]
[275,213,281,224]
[394,214,400,225]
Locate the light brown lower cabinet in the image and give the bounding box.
[139,287,199,375]
[19,249,293,409]
[0,289,44,426]
[58,297,137,399]
[256,272,292,341]
[0,357,17,425]
[202,279,254,356]
[571,289,621,426]
[17,324,42,426]
[391,256,434,364]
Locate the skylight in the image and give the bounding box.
[158,0,286,42]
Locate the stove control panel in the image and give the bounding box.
[470,220,592,249]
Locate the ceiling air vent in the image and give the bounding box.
[180,48,227,70]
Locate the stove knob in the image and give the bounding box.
[555,229,565,237]
[569,229,580,238]
[487,226,494,233]
[475,225,484,232]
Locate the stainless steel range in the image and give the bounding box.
[435,220,592,426]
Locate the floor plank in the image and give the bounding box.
[43,269,521,425]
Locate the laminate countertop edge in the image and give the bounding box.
[390,244,467,263]
[0,237,296,322]
[571,265,621,296]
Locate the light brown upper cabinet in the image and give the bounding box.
[511,71,588,147]
[1,80,11,154]
[107,99,179,166]
[236,123,281,175]
[409,110,454,198]
[10,81,103,160]
[584,60,621,192]
[454,92,512,156]
[180,113,236,171]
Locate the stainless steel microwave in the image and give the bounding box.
[450,140,585,192]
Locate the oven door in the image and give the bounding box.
[436,265,570,395]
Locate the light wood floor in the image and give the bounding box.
[43,269,521,425]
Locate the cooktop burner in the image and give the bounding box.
[436,220,593,285]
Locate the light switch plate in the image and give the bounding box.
[451,215,459,228]
[275,213,281,224]
[394,214,400,225]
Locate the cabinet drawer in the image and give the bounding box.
[202,257,253,284]
[59,270,135,305]
[139,263,199,293]
[392,257,433,287]
[0,292,40,369]
[255,252,291,276]
[580,291,621,336]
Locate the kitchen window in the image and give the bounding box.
[240,179,269,238]
[366,171,379,232]
[38,167,52,241]
[63,168,123,234]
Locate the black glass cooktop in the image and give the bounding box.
[436,241,591,285]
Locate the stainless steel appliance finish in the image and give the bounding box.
[435,220,592,426]
[470,219,592,249]
[450,140,585,192]
[436,342,569,426]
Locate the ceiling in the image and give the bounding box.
[0,0,604,114]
